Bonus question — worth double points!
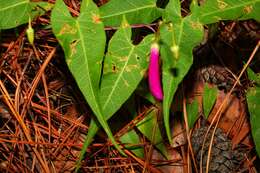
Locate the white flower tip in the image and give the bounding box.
[151,43,159,50]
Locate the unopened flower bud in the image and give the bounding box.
[148,43,163,100]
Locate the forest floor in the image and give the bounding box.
[0,0,259,172]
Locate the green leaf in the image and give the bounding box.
[186,99,199,128]
[99,0,162,26]
[100,19,153,119]
[190,0,200,14]
[73,15,153,169]
[136,80,156,104]
[80,19,153,166]
[247,87,260,156]
[120,130,144,158]
[247,68,260,85]
[198,0,260,24]
[0,0,52,29]
[51,0,124,160]
[163,0,181,23]
[160,4,204,144]
[203,85,217,117]
[76,120,99,169]
[136,107,168,158]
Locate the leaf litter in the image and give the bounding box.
[0,0,259,172]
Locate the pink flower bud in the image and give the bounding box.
[148,43,163,100]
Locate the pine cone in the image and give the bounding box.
[199,65,236,92]
[191,120,248,173]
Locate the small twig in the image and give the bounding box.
[142,105,160,173]
[14,52,33,113]
[20,47,56,118]
[124,149,162,173]
[182,96,198,173]
[52,116,83,156]
[31,102,88,129]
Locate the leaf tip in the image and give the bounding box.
[121,15,130,28]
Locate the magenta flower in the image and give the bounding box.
[148,43,163,101]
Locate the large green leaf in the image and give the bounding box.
[247,86,260,156]
[99,0,162,26]
[80,18,153,159]
[161,0,204,145]
[51,0,124,159]
[100,19,153,118]
[0,0,52,29]
[74,17,153,169]
[198,0,260,24]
